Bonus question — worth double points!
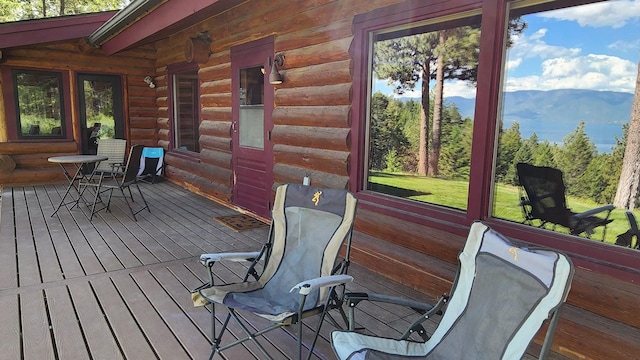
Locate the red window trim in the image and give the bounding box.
[1,66,73,142]
[350,0,640,283]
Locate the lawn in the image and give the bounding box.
[369,171,635,246]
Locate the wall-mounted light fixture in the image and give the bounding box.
[269,53,285,85]
[144,76,156,88]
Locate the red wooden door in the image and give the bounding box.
[231,38,274,218]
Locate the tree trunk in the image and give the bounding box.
[418,61,430,176]
[429,31,446,177]
[614,60,640,210]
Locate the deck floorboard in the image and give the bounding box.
[0,182,566,360]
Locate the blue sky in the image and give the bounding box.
[374,0,640,99]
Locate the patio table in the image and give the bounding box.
[48,155,108,216]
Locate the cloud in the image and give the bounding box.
[538,0,640,28]
[508,28,581,61]
[506,54,637,93]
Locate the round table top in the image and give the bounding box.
[48,155,108,164]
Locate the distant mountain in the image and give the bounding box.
[404,89,634,153]
[443,89,633,125]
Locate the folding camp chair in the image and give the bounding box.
[88,144,150,221]
[517,162,614,240]
[192,184,358,360]
[332,222,574,360]
[137,147,164,183]
[616,211,640,249]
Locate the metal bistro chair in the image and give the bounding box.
[192,184,358,360]
[89,144,150,221]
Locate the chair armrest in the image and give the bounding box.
[343,292,449,340]
[344,292,438,313]
[290,274,353,295]
[574,204,614,219]
[199,251,261,266]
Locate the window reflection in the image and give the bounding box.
[492,0,640,249]
[365,16,481,211]
[13,70,65,138]
[173,70,200,152]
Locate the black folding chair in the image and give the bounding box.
[517,162,613,239]
[89,144,150,221]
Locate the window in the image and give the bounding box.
[12,69,66,139]
[492,0,640,250]
[170,64,200,153]
[360,12,481,211]
[239,66,265,149]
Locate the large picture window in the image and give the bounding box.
[492,0,640,250]
[12,69,66,139]
[363,15,481,211]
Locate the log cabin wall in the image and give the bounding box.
[0,40,156,186]
[150,0,640,358]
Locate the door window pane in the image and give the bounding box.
[239,66,264,149]
[13,69,65,138]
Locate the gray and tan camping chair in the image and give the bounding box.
[332,222,574,360]
[192,184,358,360]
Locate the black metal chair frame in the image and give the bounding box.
[517,162,614,240]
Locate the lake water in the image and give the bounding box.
[502,119,624,154]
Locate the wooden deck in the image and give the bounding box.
[0,181,564,360]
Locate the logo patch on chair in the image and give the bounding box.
[312,191,323,206]
[509,247,519,261]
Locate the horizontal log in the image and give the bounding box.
[271,125,350,152]
[199,120,231,137]
[12,153,73,168]
[273,144,349,176]
[274,83,351,107]
[201,79,231,94]
[281,37,352,70]
[279,60,351,88]
[273,163,349,190]
[0,142,77,154]
[276,17,353,52]
[199,134,232,152]
[356,207,462,264]
[272,105,351,128]
[201,107,232,122]
[350,230,455,296]
[199,148,232,169]
[199,63,231,82]
[0,167,65,186]
[129,107,159,118]
[165,152,232,186]
[164,166,232,202]
[130,128,156,141]
[130,117,158,129]
[200,93,232,107]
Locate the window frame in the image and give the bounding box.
[167,62,201,158]
[351,0,640,281]
[1,66,72,141]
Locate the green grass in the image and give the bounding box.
[369,171,634,246]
